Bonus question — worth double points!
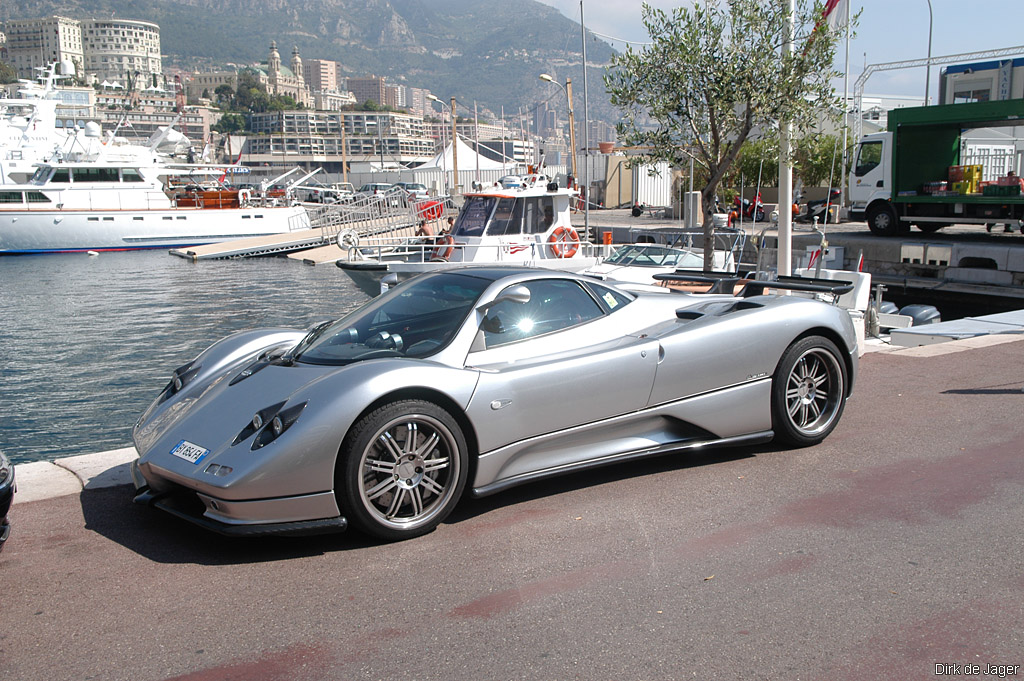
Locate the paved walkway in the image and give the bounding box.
[4,335,1023,681]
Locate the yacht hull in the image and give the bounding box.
[0,205,311,254]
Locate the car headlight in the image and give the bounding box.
[157,360,202,404]
[232,401,308,450]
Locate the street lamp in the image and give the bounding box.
[427,94,458,192]
[924,0,933,106]
[539,73,577,182]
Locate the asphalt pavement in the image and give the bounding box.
[1,336,1023,681]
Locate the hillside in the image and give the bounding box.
[0,0,622,124]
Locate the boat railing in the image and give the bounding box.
[341,232,599,265]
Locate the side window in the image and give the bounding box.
[50,168,70,183]
[482,279,605,348]
[586,282,633,313]
[854,141,882,177]
[0,191,23,204]
[486,198,520,235]
[524,196,556,234]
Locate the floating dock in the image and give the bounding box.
[169,227,331,260]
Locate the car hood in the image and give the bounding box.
[134,360,334,473]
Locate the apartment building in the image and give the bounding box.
[80,18,161,83]
[245,110,436,172]
[2,16,84,79]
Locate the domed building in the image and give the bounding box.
[262,41,311,106]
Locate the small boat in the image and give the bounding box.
[581,243,714,285]
[0,154,312,254]
[336,175,601,296]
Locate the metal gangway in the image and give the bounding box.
[305,187,455,246]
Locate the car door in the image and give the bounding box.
[463,278,660,484]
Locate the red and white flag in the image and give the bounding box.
[823,0,848,30]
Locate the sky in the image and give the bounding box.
[537,0,1024,101]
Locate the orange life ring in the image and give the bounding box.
[548,226,580,258]
[431,234,455,261]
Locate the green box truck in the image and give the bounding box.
[849,98,1024,236]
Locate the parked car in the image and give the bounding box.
[357,183,393,197]
[131,268,857,542]
[392,182,429,199]
[0,450,14,552]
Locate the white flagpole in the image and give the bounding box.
[778,0,796,277]
[840,0,851,216]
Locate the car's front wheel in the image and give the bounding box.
[337,400,468,540]
[771,336,847,447]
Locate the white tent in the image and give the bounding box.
[419,134,508,171]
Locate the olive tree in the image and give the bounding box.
[605,0,846,268]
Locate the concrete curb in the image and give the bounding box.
[10,335,1024,506]
[13,447,137,504]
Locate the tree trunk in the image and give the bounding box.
[700,188,718,271]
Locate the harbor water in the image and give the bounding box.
[0,251,370,464]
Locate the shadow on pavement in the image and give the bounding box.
[78,486,377,565]
[79,445,761,564]
[446,444,758,525]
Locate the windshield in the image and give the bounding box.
[295,271,491,365]
[452,196,498,237]
[605,245,703,268]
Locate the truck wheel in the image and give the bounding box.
[866,203,899,236]
[916,223,945,233]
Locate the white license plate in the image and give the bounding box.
[170,439,209,465]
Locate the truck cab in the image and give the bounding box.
[849,132,895,232]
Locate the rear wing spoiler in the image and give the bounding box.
[652,270,854,299]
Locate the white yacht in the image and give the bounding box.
[0,152,311,254]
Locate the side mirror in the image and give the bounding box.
[478,284,531,313]
[380,272,399,294]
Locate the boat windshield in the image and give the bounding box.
[453,195,557,238]
[605,244,703,268]
[452,196,498,237]
[294,271,491,365]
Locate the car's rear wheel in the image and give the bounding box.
[337,400,468,540]
[771,336,847,447]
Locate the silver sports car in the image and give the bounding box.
[131,267,858,541]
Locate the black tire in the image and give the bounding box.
[771,336,847,447]
[915,222,945,233]
[866,203,899,236]
[337,400,468,540]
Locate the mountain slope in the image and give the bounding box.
[1,0,621,123]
